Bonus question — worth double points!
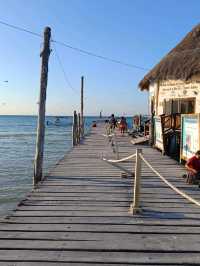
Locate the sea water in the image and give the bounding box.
[0,115,132,216]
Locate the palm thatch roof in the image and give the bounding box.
[139,24,200,90]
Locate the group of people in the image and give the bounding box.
[104,115,200,186]
[105,114,128,135]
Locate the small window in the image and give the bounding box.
[180,99,195,114]
[172,100,179,114]
[164,100,172,115]
[163,98,195,115]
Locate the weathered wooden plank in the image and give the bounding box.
[11,209,200,217]
[22,196,195,203]
[41,182,132,187]
[36,186,131,192]
[24,196,131,201]
[28,191,200,199]
[1,223,200,234]
[16,205,129,211]
[0,235,199,251]
[0,263,146,266]
[5,216,200,225]
[30,192,132,197]
[17,205,200,213]
[0,250,199,264]
[12,210,132,217]
[0,261,156,266]
[21,201,195,208]
[1,231,200,248]
[21,200,131,206]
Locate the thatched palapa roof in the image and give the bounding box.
[139,24,200,90]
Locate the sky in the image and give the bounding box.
[0,0,200,116]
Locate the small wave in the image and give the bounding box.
[0,185,31,192]
[0,196,23,204]
[0,133,36,138]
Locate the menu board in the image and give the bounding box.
[154,117,163,151]
[181,115,199,160]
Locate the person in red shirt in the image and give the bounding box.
[185,150,200,185]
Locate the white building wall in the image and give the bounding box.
[149,75,200,115]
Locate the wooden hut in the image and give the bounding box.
[139,24,200,160]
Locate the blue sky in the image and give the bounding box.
[0,0,200,116]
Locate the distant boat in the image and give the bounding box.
[55,117,61,126]
[46,116,72,127]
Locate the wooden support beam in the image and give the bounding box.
[33,27,51,187]
[149,111,155,146]
[80,76,84,138]
[78,112,81,144]
[72,110,78,146]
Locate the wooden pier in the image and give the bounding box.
[0,123,200,265]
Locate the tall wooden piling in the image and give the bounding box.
[77,112,81,144]
[149,111,155,146]
[33,27,51,187]
[80,76,84,138]
[72,110,78,146]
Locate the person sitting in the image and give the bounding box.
[185,150,200,185]
[92,121,97,127]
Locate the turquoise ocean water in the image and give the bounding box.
[0,115,132,216]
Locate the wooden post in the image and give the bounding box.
[114,132,119,159]
[80,76,84,138]
[77,113,81,144]
[149,111,155,146]
[72,110,78,146]
[130,148,142,214]
[139,114,142,132]
[33,27,51,187]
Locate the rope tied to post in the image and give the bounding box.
[102,146,200,213]
[140,153,200,208]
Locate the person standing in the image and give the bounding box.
[119,117,127,135]
[109,114,117,133]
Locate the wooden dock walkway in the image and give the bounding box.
[1,123,200,265]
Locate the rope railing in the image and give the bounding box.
[102,147,200,215]
[140,153,200,208]
[102,133,114,138]
[102,153,136,163]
